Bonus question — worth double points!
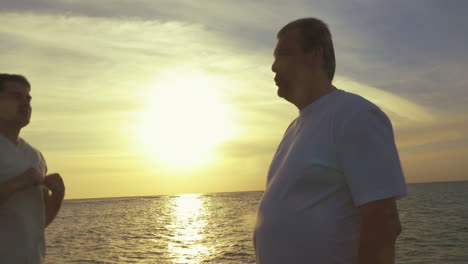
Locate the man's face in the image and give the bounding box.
[272,29,309,101]
[0,81,32,128]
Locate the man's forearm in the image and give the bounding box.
[359,198,401,264]
[359,238,396,264]
[44,190,64,227]
[359,218,400,264]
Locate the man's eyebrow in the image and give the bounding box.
[274,48,290,54]
[9,91,32,98]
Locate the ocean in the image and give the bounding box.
[45,181,468,264]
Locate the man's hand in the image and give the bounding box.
[43,173,65,227]
[44,173,65,198]
[0,168,43,205]
[20,168,44,187]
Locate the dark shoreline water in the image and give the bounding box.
[64,180,468,201]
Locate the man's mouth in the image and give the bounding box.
[19,109,31,115]
[274,77,281,86]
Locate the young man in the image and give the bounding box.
[0,74,65,263]
[254,18,407,264]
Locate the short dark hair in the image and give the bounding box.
[0,73,31,91]
[278,18,336,81]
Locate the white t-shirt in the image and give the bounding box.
[254,89,407,264]
[0,135,47,264]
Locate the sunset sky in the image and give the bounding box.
[1,0,467,199]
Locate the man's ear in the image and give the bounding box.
[304,47,323,69]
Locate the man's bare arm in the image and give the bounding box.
[43,173,65,227]
[359,197,402,264]
[0,168,43,205]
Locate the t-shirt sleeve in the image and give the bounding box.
[39,151,48,175]
[337,107,407,207]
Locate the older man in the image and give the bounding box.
[254,18,407,264]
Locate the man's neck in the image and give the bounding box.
[294,81,335,110]
[0,125,21,144]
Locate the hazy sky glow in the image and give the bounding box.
[1,0,467,198]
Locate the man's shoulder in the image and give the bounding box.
[332,90,395,139]
[336,89,379,109]
[19,137,33,149]
[19,137,43,156]
[334,89,382,117]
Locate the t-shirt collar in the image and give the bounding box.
[0,133,23,148]
[299,87,340,117]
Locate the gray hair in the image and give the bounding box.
[278,18,336,81]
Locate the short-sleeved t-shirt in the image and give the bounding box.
[254,89,407,264]
[0,135,47,264]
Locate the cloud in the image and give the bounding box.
[334,77,437,125]
[0,12,271,109]
[395,116,468,152]
[393,114,468,183]
[400,146,468,183]
[1,2,468,197]
[0,12,286,186]
[3,0,467,114]
[329,0,468,113]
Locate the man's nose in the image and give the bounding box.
[271,59,278,73]
[22,96,31,106]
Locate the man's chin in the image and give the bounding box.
[277,88,289,99]
[18,119,30,128]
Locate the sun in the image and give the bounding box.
[134,69,236,170]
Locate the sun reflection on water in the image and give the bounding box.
[166,194,212,264]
